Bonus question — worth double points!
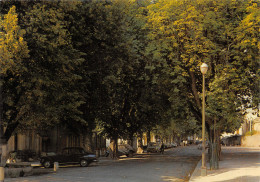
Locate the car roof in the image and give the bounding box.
[62,147,84,150]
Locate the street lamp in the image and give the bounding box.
[200,63,208,176]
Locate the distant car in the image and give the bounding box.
[147,142,161,153]
[197,142,209,150]
[171,143,177,148]
[119,144,135,157]
[164,143,176,149]
[106,144,135,157]
[40,147,97,168]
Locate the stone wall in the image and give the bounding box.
[241,135,260,147]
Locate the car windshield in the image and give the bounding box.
[77,148,86,154]
[148,143,158,147]
[62,148,86,155]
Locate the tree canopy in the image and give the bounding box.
[0,0,258,153]
[145,0,259,136]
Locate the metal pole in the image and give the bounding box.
[201,74,207,176]
[54,162,59,172]
[0,167,4,182]
[250,120,252,133]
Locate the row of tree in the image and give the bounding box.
[0,0,259,160]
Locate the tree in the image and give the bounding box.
[0,5,29,164]
[234,0,260,107]
[21,2,85,131]
[66,0,171,157]
[145,0,259,168]
[0,6,29,75]
[0,2,86,145]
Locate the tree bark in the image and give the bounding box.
[109,136,118,159]
[208,118,220,169]
[188,70,201,110]
[0,79,7,166]
[147,130,151,144]
[137,132,144,153]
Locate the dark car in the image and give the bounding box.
[105,144,135,157]
[7,150,37,163]
[147,142,160,153]
[40,147,97,168]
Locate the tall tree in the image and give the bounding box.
[21,2,85,131]
[145,0,259,167]
[1,2,86,144]
[0,5,29,164]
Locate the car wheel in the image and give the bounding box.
[43,160,52,168]
[80,159,89,167]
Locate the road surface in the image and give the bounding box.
[5,145,201,182]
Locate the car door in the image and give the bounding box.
[70,148,84,163]
[60,148,71,163]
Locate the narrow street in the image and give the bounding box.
[5,145,201,182]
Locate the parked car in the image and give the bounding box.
[197,141,209,150]
[7,150,37,163]
[106,144,135,157]
[221,135,241,146]
[171,143,178,148]
[165,143,177,148]
[147,142,161,153]
[40,147,97,168]
[119,144,135,157]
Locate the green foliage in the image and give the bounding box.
[145,0,259,136]
[21,2,85,130]
[0,0,258,144]
[0,6,29,75]
[81,0,160,139]
[244,130,257,136]
[1,2,86,138]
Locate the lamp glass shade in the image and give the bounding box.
[200,63,208,75]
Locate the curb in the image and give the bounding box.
[5,167,33,178]
[189,159,202,182]
[189,156,209,182]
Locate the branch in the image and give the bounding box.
[188,70,201,110]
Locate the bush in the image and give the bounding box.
[244,130,257,136]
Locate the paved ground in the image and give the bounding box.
[189,146,260,182]
[4,145,201,182]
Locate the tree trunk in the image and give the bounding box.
[85,133,94,153]
[147,130,151,144]
[193,133,197,144]
[136,132,143,154]
[217,130,222,161]
[0,79,7,166]
[208,118,220,170]
[109,136,118,159]
[127,133,134,147]
[127,138,133,147]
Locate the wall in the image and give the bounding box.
[241,135,260,147]
[5,126,106,158]
[254,123,260,133]
[7,132,42,154]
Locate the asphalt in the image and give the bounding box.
[189,146,260,182]
[3,146,200,182]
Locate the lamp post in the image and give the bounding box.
[200,63,208,176]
